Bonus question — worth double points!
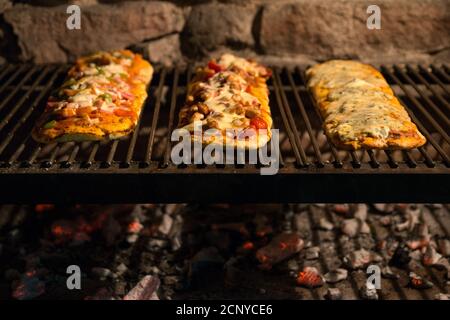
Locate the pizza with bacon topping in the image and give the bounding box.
[177,54,272,149]
[32,50,153,143]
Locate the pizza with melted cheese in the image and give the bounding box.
[177,54,272,149]
[306,60,426,150]
[32,50,153,143]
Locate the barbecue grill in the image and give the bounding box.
[0,63,448,203]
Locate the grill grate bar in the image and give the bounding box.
[366,150,380,168]
[0,63,447,200]
[297,69,344,168]
[85,142,99,167]
[435,64,450,81]
[163,68,180,167]
[410,65,450,112]
[0,64,27,96]
[394,65,449,127]
[0,66,54,159]
[105,140,119,167]
[397,96,450,166]
[2,65,65,166]
[429,65,450,95]
[272,68,305,166]
[144,68,167,165]
[417,147,435,168]
[275,68,310,166]
[0,67,49,133]
[287,69,324,166]
[402,150,417,168]
[0,64,13,83]
[0,65,37,114]
[382,66,450,146]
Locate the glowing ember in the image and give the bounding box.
[128,220,143,234]
[242,241,254,250]
[256,233,304,269]
[296,267,324,288]
[51,221,74,238]
[35,204,54,213]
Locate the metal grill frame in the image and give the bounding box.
[0,63,448,203]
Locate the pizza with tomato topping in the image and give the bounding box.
[306,60,426,150]
[177,54,272,149]
[32,50,153,143]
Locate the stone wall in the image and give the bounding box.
[0,0,449,66]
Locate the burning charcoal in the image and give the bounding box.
[344,249,372,269]
[396,205,421,232]
[433,258,450,279]
[353,204,368,221]
[12,272,45,300]
[373,203,396,213]
[318,217,334,231]
[127,219,143,234]
[124,275,160,300]
[256,233,304,269]
[390,243,411,267]
[296,267,324,288]
[406,223,430,250]
[409,272,433,290]
[158,214,173,236]
[164,204,179,215]
[171,236,182,252]
[394,204,410,214]
[91,267,113,279]
[438,239,450,257]
[379,216,392,226]
[287,259,299,272]
[35,204,55,213]
[434,293,450,300]
[360,282,378,300]
[423,245,442,266]
[381,266,399,279]
[115,263,128,276]
[305,246,320,260]
[378,238,399,261]
[332,204,351,217]
[324,268,348,284]
[426,204,443,210]
[147,238,169,250]
[126,234,139,244]
[325,287,342,300]
[341,218,370,238]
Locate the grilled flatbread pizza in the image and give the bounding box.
[177,54,272,149]
[306,60,426,150]
[32,50,153,143]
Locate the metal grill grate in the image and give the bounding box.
[0,63,448,203]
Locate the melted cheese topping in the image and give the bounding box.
[49,51,136,120]
[307,60,424,145]
[181,54,269,133]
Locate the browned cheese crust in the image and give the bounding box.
[306,60,426,150]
